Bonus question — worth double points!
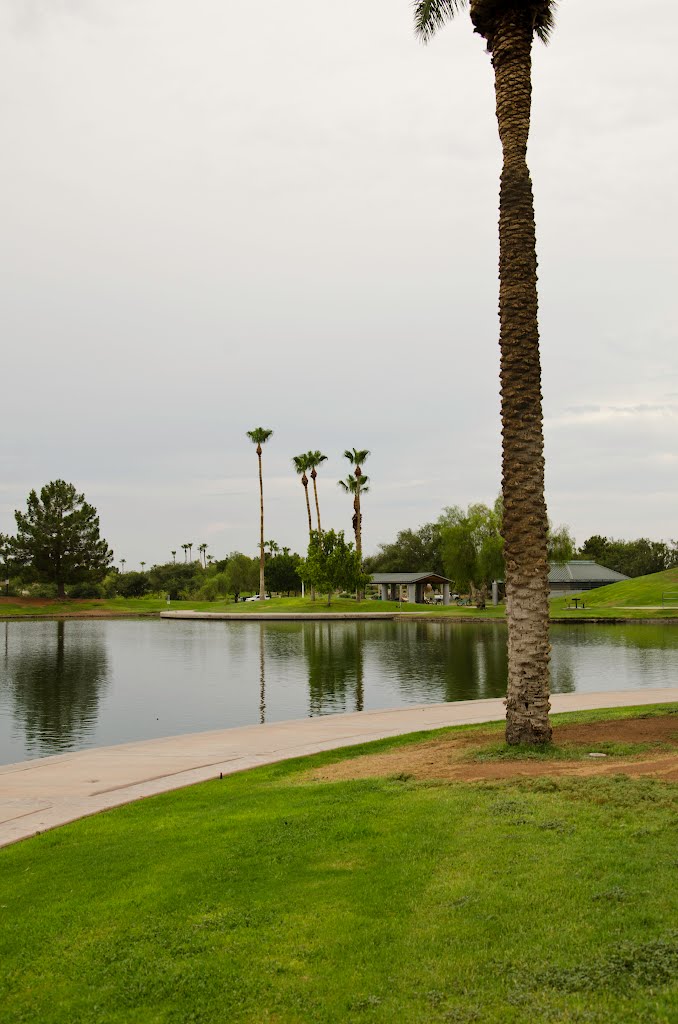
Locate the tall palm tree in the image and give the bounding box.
[247,427,274,600]
[338,474,370,560]
[414,0,555,744]
[343,448,370,483]
[292,453,313,537]
[120,558,126,573]
[306,451,328,534]
[181,544,189,563]
[198,542,208,568]
[187,543,193,562]
[171,550,176,564]
[140,561,146,572]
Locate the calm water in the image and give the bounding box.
[0,618,676,764]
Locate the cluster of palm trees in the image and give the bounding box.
[246,429,372,601]
[168,543,210,568]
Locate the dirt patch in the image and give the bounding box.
[309,714,678,785]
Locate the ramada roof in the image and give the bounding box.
[370,572,452,585]
[548,560,629,584]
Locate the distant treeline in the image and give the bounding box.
[365,504,678,587]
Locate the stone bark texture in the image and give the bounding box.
[487,7,552,744]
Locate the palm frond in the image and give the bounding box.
[247,427,273,445]
[414,0,467,43]
[307,450,328,469]
[534,0,558,44]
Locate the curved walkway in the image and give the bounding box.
[1,687,677,849]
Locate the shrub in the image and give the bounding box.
[68,581,103,599]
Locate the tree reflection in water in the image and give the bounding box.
[3,620,110,758]
[304,622,365,716]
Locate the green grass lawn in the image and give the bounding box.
[4,568,678,619]
[550,567,678,619]
[2,705,677,1024]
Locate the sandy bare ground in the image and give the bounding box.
[308,713,678,784]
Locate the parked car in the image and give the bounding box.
[244,594,271,602]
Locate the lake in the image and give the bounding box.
[1,618,676,764]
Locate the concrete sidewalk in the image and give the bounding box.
[1,688,677,848]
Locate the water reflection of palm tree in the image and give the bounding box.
[5,620,110,758]
[304,622,366,716]
[259,622,266,724]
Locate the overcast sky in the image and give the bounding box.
[1,0,676,568]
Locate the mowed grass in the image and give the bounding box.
[550,567,678,619]
[4,569,678,618]
[0,595,508,619]
[2,706,677,1024]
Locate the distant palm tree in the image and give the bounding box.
[181,544,189,563]
[342,449,370,601]
[344,448,370,482]
[292,453,313,538]
[171,550,176,564]
[306,451,328,534]
[414,0,556,745]
[198,543,208,568]
[120,559,126,573]
[140,561,146,572]
[338,474,370,560]
[187,543,193,562]
[247,427,274,600]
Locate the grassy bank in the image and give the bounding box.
[550,567,678,619]
[3,567,678,619]
[1,704,676,1024]
[0,595,508,619]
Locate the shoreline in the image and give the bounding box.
[3,688,677,848]
[2,610,678,625]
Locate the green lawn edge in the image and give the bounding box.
[1,703,677,1024]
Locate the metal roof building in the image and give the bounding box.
[548,560,629,594]
[370,572,453,605]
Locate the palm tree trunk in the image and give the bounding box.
[303,481,313,536]
[303,480,316,602]
[354,495,363,603]
[257,446,265,600]
[493,11,551,745]
[311,473,322,535]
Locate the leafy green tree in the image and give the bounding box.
[266,551,303,595]
[116,571,151,598]
[415,0,557,744]
[365,522,445,576]
[147,561,202,600]
[4,480,113,598]
[299,530,370,606]
[548,524,576,565]
[247,427,274,600]
[579,536,678,578]
[439,502,504,606]
[224,551,259,602]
